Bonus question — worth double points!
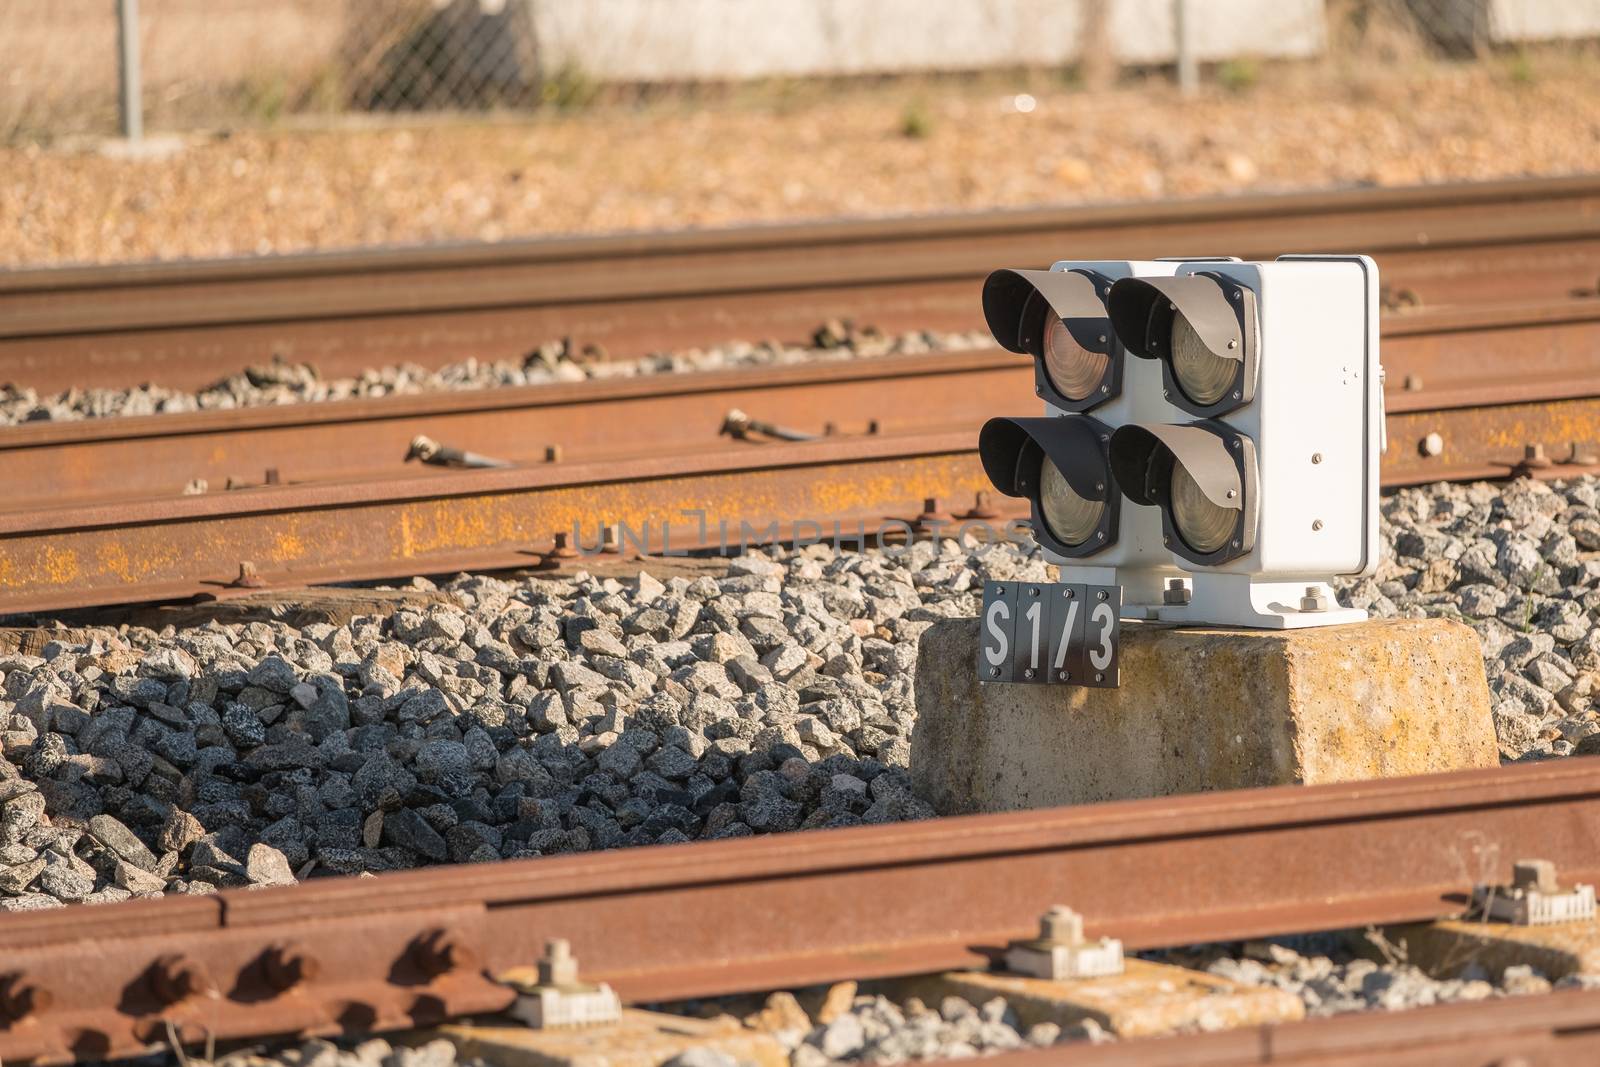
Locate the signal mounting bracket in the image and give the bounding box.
[1155,573,1367,629]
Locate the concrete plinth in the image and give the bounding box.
[912,617,1498,813]
[1381,917,1600,982]
[432,1011,787,1067]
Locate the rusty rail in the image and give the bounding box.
[0,430,1009,612]
[2,297,1599,609]
[0,351,1015,504]
[1,758,1597,1063]
[0,404,1591,614]
[3,175,1600,391]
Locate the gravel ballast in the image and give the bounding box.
[0,324,991,425]
[0,538,1022,908]
[0,474,1594,909]
[1201,944,1573,1016]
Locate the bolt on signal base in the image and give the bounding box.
[1152,574,1366,629]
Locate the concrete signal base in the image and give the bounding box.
[912,617,1499,814]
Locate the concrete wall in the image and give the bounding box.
[1491,0,1600,41]
[529,0,1328,82]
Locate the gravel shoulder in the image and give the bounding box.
[7,62,1599,268]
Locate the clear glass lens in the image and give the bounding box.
[1042,317,1110,402]
[1171,463,1234,554]
[1039,458,1105,547]
[1170,314,1235,406]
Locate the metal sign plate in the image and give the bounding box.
[979,581,1120,688]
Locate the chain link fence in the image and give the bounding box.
[1394,0,1600,51]
[3,0,1598,143]
[1,0,550,142]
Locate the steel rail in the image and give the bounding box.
[0,295,1596,509]
[0,430,1002,612]
[0,350,1018,503]
[0,414,1596,613]
[0,389,1594,614]
[3,176,1599,391]
[1,758,1597,1064]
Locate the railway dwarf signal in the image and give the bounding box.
[980,255,1383,630]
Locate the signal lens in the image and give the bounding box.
[1042,317,1110,402]
[1170,314,1234,406]
[1039,458,1105,547]
[1171,463,1233,554]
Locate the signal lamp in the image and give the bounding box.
[978,415,1119,559]
[983,268,1121,412]
[1109,422,1257,567]
[1106,273,1258,418]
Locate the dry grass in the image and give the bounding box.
[4,54,1599,267]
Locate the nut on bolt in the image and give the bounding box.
[912,497,953,535]
[412,928,476,978]
[150,954,208,1004]
[263,942,320,991]
[1299,585,1331,613]
[1004,905,1123,980]
[548,531,579,560]
[231,560,266,589]
[0,975,51,1022]
[960,490,1002,522]
[1565,442,1600,466]
[538,939,580,987]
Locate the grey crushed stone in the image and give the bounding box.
[132,1036,484,1067]
[0,531,1027,905]
[1191,939,1580,1017]
[788,994,1081,1063]
[0,325,991,425]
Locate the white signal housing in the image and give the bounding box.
[1147,255,1382,628]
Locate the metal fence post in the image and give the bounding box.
[1174,0,1198,96]
[1078,0,1115,91]
[117,0,143,140]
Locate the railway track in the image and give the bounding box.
[5,297,1599,501]
[1,758,1596,1064]
[1,174,1598,611]
[2,175,1599,392]
[3,178,1600,1064]
[2,296,1598,612]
